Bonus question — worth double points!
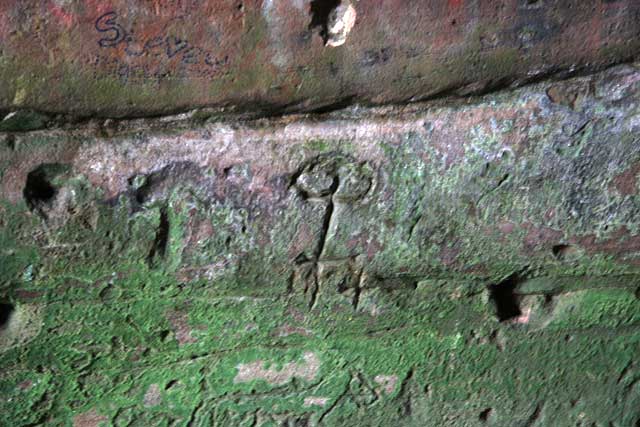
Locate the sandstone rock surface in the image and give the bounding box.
[0,1,639,118]
[1,63,640,425]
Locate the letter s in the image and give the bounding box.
[95,12,126,48]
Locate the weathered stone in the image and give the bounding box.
[0,1,638,118]
[1,64,640,426]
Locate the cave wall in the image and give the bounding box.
[0,0,639,117]
[1,64,640,426]
[1,1,640,426]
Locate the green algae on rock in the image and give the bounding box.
[0,64,640,426]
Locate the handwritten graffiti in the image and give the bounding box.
[94,12,229,79]
[95,12,127,47]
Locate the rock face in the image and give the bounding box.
[0,0,639,118]
[1,63,640,426]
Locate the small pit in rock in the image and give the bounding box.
[488,273,522,322]
[310,0,342,43]
[552,244,575,261]
[148,207,170,266]
[309,0,355,47]
[3,134,16,150]
[479,408,493,423]
[23,163,70,213]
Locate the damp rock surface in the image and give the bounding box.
[0,65,640,425]
[0,1,639,119]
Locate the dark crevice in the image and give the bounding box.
[408,213,422,240]
[0,302,14,329]
[352,285,361,310]
[3,134,16,150]
[317,382,349,424]
[495,173,510,190]
[488,272,525,322]
[23,163,70,215]
[165,379,179,390]
[476,172,510,206]
[159,330,171,342]
[568,120,591,138]
[308,270,319,310]
[479,408,493,423]
[616,361,633,384]
[552,244,572,261]
[306,96,357,115]
[287,166,306,192]
[309,0,342,44]
[286,271,295,295]
[524,403,543,427]
[397,368,415,418]
[352,268,363,310]
[316,194,335,259]
[294,253,310,265]
[488,329,504,351]
[148,206,170,266]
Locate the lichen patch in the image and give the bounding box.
[143,383,162,407]
[374,374,398,395]
[303,396,329,407]
[73,409,108,427]
[234,352,320,385]
[165,310,198,346]
[274,324,313,337]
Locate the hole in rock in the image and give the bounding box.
[159,330,171,342]
[165,379,179,390]
[0,303,15,329]
[4,135,16,150]
[148,207,170,265]
[23,163,71,220]
[479,408,493,422]
[309,0,342,44]
[24,164,69,209]
[487,273,522,322]
[521,0,543,9]
[552,244,573,261]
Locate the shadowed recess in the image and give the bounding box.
[488,273,523,322]
[309,0,342,44]
[0,303,14,329]
[22,163,70,210]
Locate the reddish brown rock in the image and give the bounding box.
[0,1,638,118]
